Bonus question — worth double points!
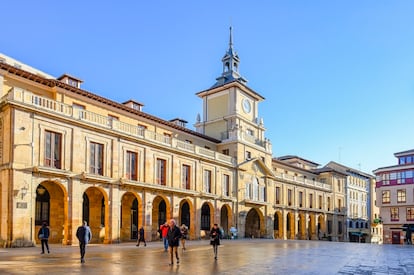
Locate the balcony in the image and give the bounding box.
[4,88,234,165]
[220,129,272,153]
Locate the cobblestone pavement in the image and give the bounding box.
[1,239,414,274]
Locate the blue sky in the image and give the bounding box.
[2,1,414,174]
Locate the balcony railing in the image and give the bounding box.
[274,172,332,191]
[5,88,234,165]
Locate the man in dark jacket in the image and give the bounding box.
[76,221,92,263]
[167,219,181,265]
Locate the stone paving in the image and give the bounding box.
[1,239,414,274]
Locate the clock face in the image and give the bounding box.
[242,98,251,113]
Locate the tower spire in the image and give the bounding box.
[210,26,247,88]
[229,26,233,50]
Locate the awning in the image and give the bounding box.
[350,232,364,237]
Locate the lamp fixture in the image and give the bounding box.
[37,185,46,196]
[20,186,28,199]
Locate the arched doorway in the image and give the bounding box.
[220,205,231,238]
[83,187,109,243]
[35,182,67,244]
[286,212,295,239]
[245,208,263,238]
[201,203,212,231]
[308,214,316,240]
[151,196,170,241]
[120,192,140,241]
[318,214,326,240]
[298,214,306,240]
[273,211,283,239]
[179,199,195,239]
[180,201,190,228]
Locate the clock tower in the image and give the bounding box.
[194,27,274,239]
[194,27,272,164]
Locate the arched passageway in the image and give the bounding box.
[120,192,140,241]
[35,182,67,244]
[245,208,264,238]
[82,187,109,243]
[273,211,283,239]
[151,196,170,241]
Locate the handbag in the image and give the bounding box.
[39,234,44,239]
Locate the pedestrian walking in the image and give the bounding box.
[76,221,92,264]
[180,224,188,250]
[160,222,169,252]
[210,223,222,260]
[136,226,147,247]
[38,221,50,254]
[167,219,181,265]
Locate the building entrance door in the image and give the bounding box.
[392,231,401,244]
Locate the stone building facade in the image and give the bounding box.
[0,30,357,247]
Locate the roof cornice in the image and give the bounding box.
[0,61,221,143]
[195,79,265,101]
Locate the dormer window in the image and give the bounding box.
[169,118,187,128]
[68,79,78,87]
[57,74,83,89]
[123,100,144,112]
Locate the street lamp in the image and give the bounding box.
[20,186,28,199]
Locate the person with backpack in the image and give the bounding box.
[38,221,50,254]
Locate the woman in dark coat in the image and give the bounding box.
[167,219,181,265]
[38,222,50,254]
[210,223,222,260]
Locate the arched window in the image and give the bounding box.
[274,213,279,230]
[181,202,190,228]
[201,204,210,230]
[286,214,291,231]
[158,200,166,227]
[82,193,89,224]
[252,177,259,201]
[100,197,105,226]
[35,185,50,225]
[224,62,230,72]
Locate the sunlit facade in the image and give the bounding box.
[1,30,364,247]
[374,149,414,244]
[324,162,376,243]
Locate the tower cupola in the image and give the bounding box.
[211,27,247,88]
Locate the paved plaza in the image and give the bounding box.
[1,239,414,274]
